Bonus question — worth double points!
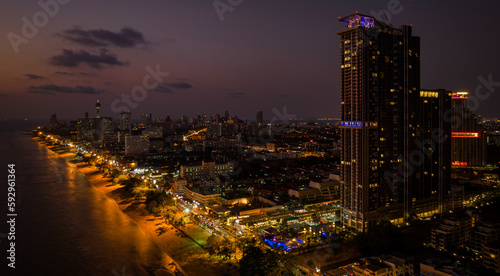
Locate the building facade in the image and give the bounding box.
[483,242,500,273]
[451,91,487,167]
[183,186,221,206]
[431,212,471,250]
[180,160,233,179]
[202,139,241,151]
[77,116,114,146]
[414,89,452,216]
[337,13,454,232]
[124,135,150,156]
[119,111,132,134]
[256,111,263,124]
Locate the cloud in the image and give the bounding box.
[165,82,193,89]
[151,85,173,93]
[0,93,9,97]
[49,49,128,69]
[229,92,247,99]
[53,71,74,76]
[150,81,193,93]
[53,71,97,77]
[28,84,106,95]
[25,74,47,80]
[58,26,149,48]
[27,90,56,95]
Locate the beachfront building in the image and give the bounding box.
[183,186,221,206]
[180,160,233,179]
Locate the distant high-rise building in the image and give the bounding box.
[98,116,115,146]
[228,116,238,124]
[77,103,114,146]
[337,13,450,231]
[95,100,101,118]
[256,111,263,124]
[215,113,220,124]
[451,91,487,167]
[77,117,96,142]
[224,110,229,120]
[141,113,151,125]
[416,89,452,215]
[119,111,131,134]
[50,114,58,128]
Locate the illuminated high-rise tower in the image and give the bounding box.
[338,14,455,232]
[337,13,421,231]
[451,92,486,167]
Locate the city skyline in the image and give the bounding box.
[2,2,500,275]
[1,0,500,121]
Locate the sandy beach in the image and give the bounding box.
[42,141,239,276]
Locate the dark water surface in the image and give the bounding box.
[0,120,174,276]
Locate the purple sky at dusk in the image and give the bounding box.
[1,0,500,121]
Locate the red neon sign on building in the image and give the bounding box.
[452,162,467,166]
[451,92,468,100]
[451,132,479,138]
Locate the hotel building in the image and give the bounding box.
[450,91,487,167]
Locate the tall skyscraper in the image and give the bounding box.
[337,13,449,231]
[416,89,451,215]
[120,111,132,134]
[95,100,101,119]
[50,114,58,129]
[451,92,487,167]
[77,102,115,146]
[141,113,152,125]
[256,111,263,124]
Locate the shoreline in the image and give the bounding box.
[38,140,239,276]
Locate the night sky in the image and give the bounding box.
[1,0,500,121]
